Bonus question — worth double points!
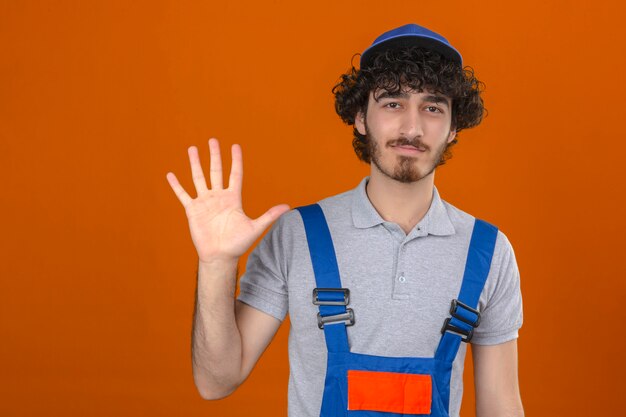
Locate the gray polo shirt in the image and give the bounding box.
[237,176,523,417]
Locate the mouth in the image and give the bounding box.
[390,144,426,154]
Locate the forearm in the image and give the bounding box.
[192,258,243,399]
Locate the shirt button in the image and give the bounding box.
[398,274,406,283]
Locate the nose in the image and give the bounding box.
[399,107,424,139]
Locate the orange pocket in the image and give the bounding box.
[347,370,432,414]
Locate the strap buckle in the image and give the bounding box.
[441,299,481,343]
[312,288,350,306]
[450,299,481,327]
[317,309,355,329]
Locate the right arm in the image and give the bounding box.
[191,260,282,399]
[166,138,289,399]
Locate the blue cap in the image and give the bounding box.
[360,23,463,68]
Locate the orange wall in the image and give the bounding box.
[1,1,625,416]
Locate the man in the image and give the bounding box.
[166,23,524,417]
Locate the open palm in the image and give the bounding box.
[166,138,290,264]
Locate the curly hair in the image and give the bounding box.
[332,46,486,164]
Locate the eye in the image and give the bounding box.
[425,106,443,113]
[385,102,401,109]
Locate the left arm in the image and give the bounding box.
[472,339,524,417]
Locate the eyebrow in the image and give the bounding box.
[423,94,450,109]
[374,91,410,101]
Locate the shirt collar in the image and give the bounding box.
[351,176,456,236]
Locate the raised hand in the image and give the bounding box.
[166,138,290,264]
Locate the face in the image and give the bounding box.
[355,87,457,184]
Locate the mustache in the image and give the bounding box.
[386,137,428,150]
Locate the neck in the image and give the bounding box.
[365,168,435,235]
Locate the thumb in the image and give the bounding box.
[253,204,290,233]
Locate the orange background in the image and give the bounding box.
[1,1,625,416]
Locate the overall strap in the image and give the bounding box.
[435,218,498,363]
[296,204,350,353]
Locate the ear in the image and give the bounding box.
[447,129,457,143]
[355,111,366,135]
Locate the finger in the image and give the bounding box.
[228,143,243,192]
[188,146,209,195]
[208,138,223,190]
[166,172,193,206]
[253,204,290,232]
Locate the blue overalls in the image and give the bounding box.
[295,204,498,417]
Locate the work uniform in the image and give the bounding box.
[237,177,523,417]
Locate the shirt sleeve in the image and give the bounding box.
[471,230,524,345]
[236,213,290,322]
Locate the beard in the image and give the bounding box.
[365,124,450,184]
